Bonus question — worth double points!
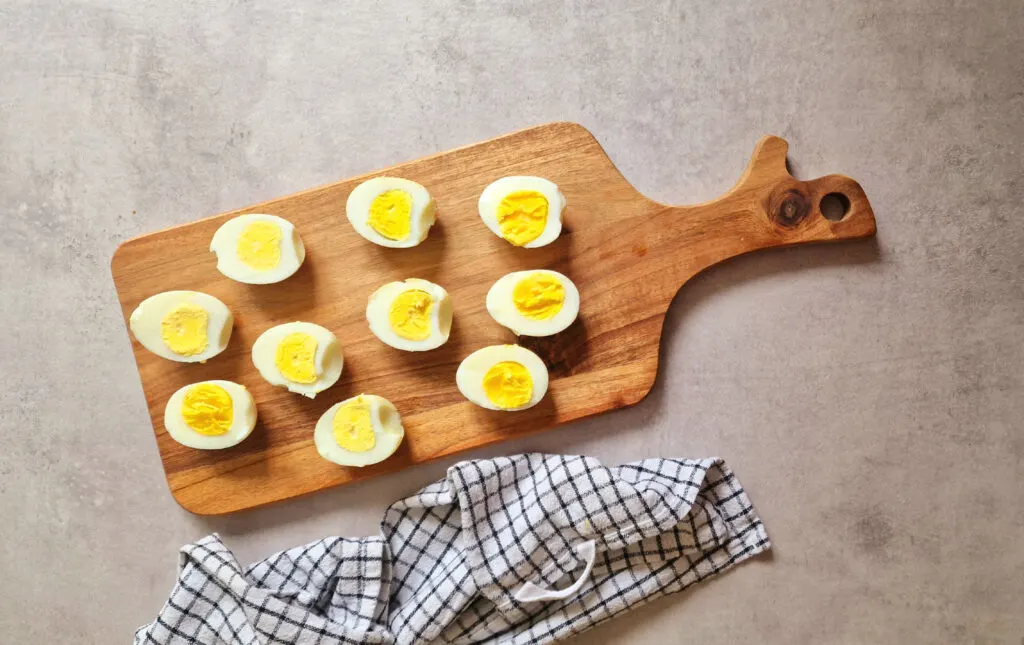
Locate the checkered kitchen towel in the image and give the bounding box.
[136,454,770,644]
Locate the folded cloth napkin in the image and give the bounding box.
[135,454,770,644]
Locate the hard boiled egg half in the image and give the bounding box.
[486,270,579,337]
[478,176,565,248]
[367,279,452,351]
[164,380,257,449]
[210,214,306,284]
[346,177,436,248]
[129,291,233,363]
[314,394,405,467]
[251,322,343,398]
[456,345,549,411]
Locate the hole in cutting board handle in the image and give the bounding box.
[820,192,851,222]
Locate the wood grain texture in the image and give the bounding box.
[111,122,876,514]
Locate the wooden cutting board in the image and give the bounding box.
[112,122,876,515]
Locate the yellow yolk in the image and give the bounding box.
[368,189,413,240]
[180,383,233,436]
[274,332,318,384]
[237,221,282,270]
[332,396,376,453]
[160,304,209,356]
[513,273,566,320]
[496,190,548,246]
[483,361,533,409]
[388,289,433,341]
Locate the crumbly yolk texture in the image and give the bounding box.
[237,221,282,270]
[496,190,548,246]
[160,303,209,356]
[388,289,433,341]
[274,332,319,384]
[483,361,533,409]
[368,190,413,241]
[333,396,376,453]
[513,273,565,320]
[181,383,233,436]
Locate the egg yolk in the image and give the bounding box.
[274,332,318,384]
[160,303,209,356]
[496,190,548,246]
[237,221,282,270]
[181,383,233,436]
[332,396,376,453]
[483,361,533,409]
[388,289,433,341]
[368,189,413,241]
[513,273,566,320]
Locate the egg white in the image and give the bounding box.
[314,394,405,467]
[346,177,436,248]
[251,322,344,398]
[129,290,233,363]
[163,380,257,450]
[210,214,306,284]
[486,270,580,337]
[455,344,549,411]
[478,176,565,248]
[366,279,452,352]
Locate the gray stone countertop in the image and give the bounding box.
[1,1,1022,642]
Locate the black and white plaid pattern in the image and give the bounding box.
[136,454,770,644]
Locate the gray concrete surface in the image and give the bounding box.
[2,1,1022,642]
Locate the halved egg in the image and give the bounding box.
[163,380,257,449]
[478,176,565,248]
[486,270,580,337]
[129,291,233,363]
[346,177,436,248]
[456,345,549,411]
[210,214,306,284]
[251,322,343,398]
[314,394,405,467]
[366,279,452,351]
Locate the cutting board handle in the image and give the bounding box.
[641,135,877,295]
[732,135,875,234]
